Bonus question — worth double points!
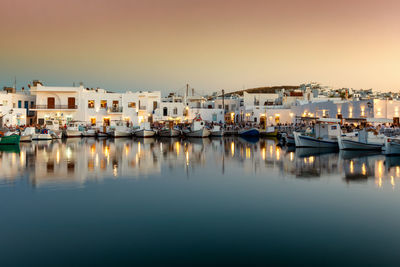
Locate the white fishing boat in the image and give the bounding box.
[44,120,63,139]
[384,137,400,155]
[20,127,35,142]
[95,126,108,138]
[111,121,132,137]
[158,127,181,137]
[135,122,156,138]
[294,118,341,148]
[338,129,384,151]
[32,129,53,141]
[82,127,96,137]
[64,122,83,137]
[210,125,224,137]
[183,115,210,138]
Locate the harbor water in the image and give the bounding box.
[1,137,400,265]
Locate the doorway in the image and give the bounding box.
[47,97,55,109]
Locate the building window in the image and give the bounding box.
[173,107,178,115]
[128,102,136,108]
[88,100,95,108]
[90,117,96,126]
[218,105,222,109]
[30,101,34,108]
[153,101,158,110]
[100,100,107,109]
[212,113,217,122]
[18,100,22,108]
[254,117,257,122]
[163,107,168,116]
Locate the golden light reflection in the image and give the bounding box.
[66,147,72,159]
[261,147,266,160]
[350,160,354,174]
[185,150,189,166]
[276,147,280,161]
[56,150,60,164]
[90,144,96,155]
[103,146,109,157]
[269,146,273,157]
[362,163,366,176]
[396,166,400,177]
[20,151,25,165]
[175,142,180,156]
[289,152,294,162]
[391,176,395,188]
[231,142,235,157]
[309,156,314,164]
[246,147,251,159]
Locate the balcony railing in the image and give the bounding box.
[107,106,123,113]
[32,105,78,109]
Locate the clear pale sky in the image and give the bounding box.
[0,0,399,93]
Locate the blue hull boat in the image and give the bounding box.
[238,128,260,137]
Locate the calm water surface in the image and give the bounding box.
[1,137,400,266]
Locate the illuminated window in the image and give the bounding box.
[88,100,95,108]
[128,102,136,108]
[90,117,96,126]
[100,100,107,109]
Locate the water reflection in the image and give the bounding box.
[1,137,400,189]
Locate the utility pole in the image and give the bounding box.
[222,89,225,114]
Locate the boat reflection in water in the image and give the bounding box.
[0,137,399,189]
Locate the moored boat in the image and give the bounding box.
[384,137,400,155]
[294,118,341,148]
[0,135,20,145]
[338,129,384,151]
[158,128,181,137]
[210,125,224,137]
[183,115,210,138]
[238,127,260,137]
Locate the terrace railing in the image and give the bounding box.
[32,105,78,109]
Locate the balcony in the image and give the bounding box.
[107,106,123,113]
[31,105,78,110]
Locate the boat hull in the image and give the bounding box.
[238,128,260,137]
[340,138,383,151]
[384,138,400,155]
[210,130,224,137]
[65,130,82,138]
[159,129,181,137]
[112,131,132,138]
[32,134,52,141]
[0,135,20,145]
[135,129,155,138]
[294,132,338,148]
[20,135,32,142]
[184,128,210,138]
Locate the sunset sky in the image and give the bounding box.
[0,0,399,94]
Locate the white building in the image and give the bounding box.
[0,88,36,126]
[30,82,160,127]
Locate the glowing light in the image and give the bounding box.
[185,150,189,166]
[261,147,266,160]
[231,142,235,157]
[350,160,354,174]
[246,147,251,159]
[56,150,60,164]
[289,152,294,161]
[362,163,366,176]
[276,147,280,161]
[175,142,180,156]
[391,176,395,188]
[66,147,72,159]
